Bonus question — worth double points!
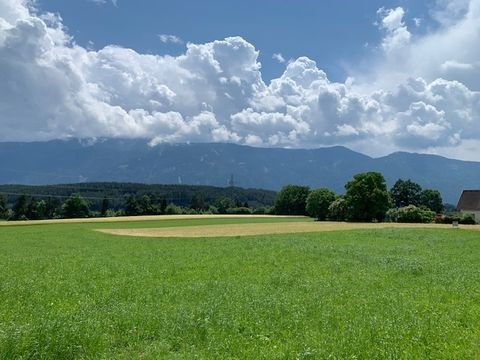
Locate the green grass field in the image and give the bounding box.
[1,216,480,359]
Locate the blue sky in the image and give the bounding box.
[38,0,432,81]
[1,0,480,160]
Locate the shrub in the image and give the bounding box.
[105,209,119,217]
[5,209,14,221]
[165,203,183,215]
[387,205,435,223]
[253,207,266,215]
[436,213,477,225]
[226,207,253,215]
[460,213,476,225]
[204,206,219,215]
[385,208,399,223]
[328,198,349,221]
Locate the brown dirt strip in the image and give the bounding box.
[0,214,301,227]
[97,221,480,238]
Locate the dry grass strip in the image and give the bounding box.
[0,214,299,227]
[97,221,480,238]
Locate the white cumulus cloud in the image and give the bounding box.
[376,7,412,54]
[0,0,480,161]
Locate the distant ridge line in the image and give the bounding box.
[0,139,479,203]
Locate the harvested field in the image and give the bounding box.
[0,214,297,226]
[97,220,480,237]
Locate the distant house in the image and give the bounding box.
[457,190,480,222]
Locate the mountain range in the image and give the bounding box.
[1,139,479,204]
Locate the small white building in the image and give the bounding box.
[457,190,480,222]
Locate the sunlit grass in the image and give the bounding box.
[1,217,479,359]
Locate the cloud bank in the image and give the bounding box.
[0,0,479,160]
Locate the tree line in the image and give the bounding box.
[0,186,275,220]
[0,173,472,223]
[0,182,275,207]
[274,172,474,224]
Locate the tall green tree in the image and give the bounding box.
[344,172,391,222]
[34,200,47,220]
[0,195,7,219]
[419,189,444,213]
[13,194,28,220]
[274,185,310,215]
[159,198,167,214]
[390,179,422,208]
[101,197,109,217]
[138,194,156,215]
[306,188,336,220]
[215,197,235,214]
[125,195,140,216]
[45,197,61,219]
[27,197,39,220]
[191,194,206,211]
[25,199,47,220]
[62,194,90,218]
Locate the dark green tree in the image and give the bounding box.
[159,198,167,214]
[419,189,444,213]
[101,197,110,217]
[45,197,61,218]
[62,194,90,218]
[34,200,47,220]
[344,172,391,222]
[274,185,310,215]
[27,197,39,220]
[0,195,7,219]
[138,194,156,215]
[27,197,47,220]
[25,199,47,220]
[191,194,206,211]
[13,194,28,220]
[125,195,140,216]
[215,197,235,214]
[306,188,336,220]
[390,179,422,208]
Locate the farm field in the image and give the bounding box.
[1,216,480,359]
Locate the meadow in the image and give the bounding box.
[1,216,480,359]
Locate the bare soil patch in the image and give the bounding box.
[97,221,480,238]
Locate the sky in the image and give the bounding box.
[1,0,479,160]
